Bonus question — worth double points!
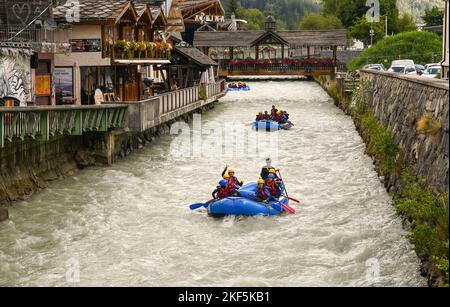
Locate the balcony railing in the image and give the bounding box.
[112,41,172,61]
[0,25,72,45]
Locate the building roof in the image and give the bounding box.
[250,31,289,47]
[53,0,132,23]
[174,46,217,66]
[178,0,225,15]
[193,29,348,48]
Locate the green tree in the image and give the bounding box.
[322,0,400,34]
[336,0,367,28]
[349,16,385,48]
[380,0,399,34]
[226,0,240,18]
[423,6,444,27]
[236,7,266,30]
[348,31,442,70]
[299,13,343,30]
[397,13,417,33]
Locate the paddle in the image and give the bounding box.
[189,202,208,210]
[221,164,229,178]
[277,169,301,204]
[189,199,216,210]
[286,196,300,204]
[282,203,296,214]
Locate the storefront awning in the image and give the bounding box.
[113,59,171,65]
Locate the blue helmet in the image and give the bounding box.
[219,179,228,187]
[268,174,276,179]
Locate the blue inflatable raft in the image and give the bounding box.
[227,86,250,91]
[252,120,292,131]
[207,183,288,217]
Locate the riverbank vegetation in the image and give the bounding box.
[351,81,449,286]
[348,31,443,70]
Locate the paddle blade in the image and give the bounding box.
[189,203,205,210]
[282,204,296,214]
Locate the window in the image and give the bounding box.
[122,25,134,41]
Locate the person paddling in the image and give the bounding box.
[256,112,264,121]
[260,158,276,180]
[221,166,244,187]
[265,174,282,199]
[212,179,231,199]
[270,105,278,119]
[256,179,271,202]
[228,168,243,187]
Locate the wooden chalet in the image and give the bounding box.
[53,0,176,104]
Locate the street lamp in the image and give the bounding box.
[370,23,374,47]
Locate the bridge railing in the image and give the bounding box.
[0,105,127,148]
[228,63,335,75]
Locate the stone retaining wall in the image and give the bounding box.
[360,70,449,194]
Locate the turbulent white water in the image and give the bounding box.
[0,81,426,286]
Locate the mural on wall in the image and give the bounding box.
[0,0,53,26]
[0,48,32,105]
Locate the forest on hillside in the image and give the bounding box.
[224,0,320,30]
[224,0,444,47]
[224,0,445,30]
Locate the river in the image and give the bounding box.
[0,81,426,286]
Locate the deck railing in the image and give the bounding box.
[125,80,227,132]
[159,86,200,114]
[0,105,127,148]
[1,80,227,146]
[0,25,71,44]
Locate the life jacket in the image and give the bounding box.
[256,114,264,121]
[264,113,270,119]
[217,186,229,199]
[265,179,280,197]
[227,177,238,193]
[257,186,269,201]
[229,176,240,186]
[271,108,278,117]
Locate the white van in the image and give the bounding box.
[388,60,416,74]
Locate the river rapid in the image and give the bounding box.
[0,81,426,286]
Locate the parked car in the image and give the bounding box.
[415,64,425,75]
[388,60,416,73]
[363,64,385,71]
[425,63,440,70]
[422,65,441,78]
